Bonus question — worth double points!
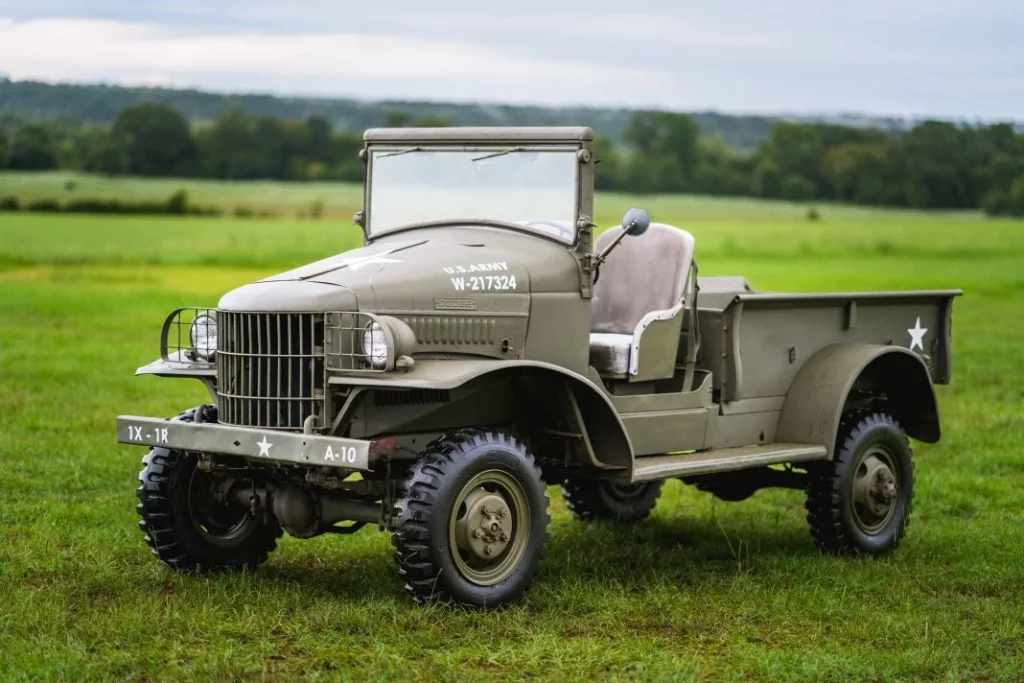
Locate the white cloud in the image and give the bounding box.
[0,17,663,93]
[0,2,1021,120]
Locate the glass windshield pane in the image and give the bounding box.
[368,148,578,242]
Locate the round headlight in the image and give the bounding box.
[362,321,389,369]
[189,314,217,361]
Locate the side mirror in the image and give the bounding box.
[353,210,365,228]
[621,207,650,236]
[593,207,650,273]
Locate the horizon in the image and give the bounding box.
[3,76,1020,129]
[0,2,1021,121]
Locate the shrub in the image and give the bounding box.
[234,206,254,218]
[166,189,189,215]
[982,190,1012,217]
[27,199,61,212]
[133,201,172,214]
[65,198,133,213]
[806,206,821,221]
[0,196,19,211]
[309,199,325,219]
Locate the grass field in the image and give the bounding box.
[1,177,1023,681]
[0,171,365,219]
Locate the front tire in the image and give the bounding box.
[136,411,282,572]
[806,411,914,555]
[562,479,663,522]
[392,431,549,607]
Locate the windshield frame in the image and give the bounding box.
[364,144,583,245]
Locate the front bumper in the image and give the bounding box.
[117,415,380,470]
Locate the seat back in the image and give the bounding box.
[591,223,695,334]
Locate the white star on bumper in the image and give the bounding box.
[256,435,273,457]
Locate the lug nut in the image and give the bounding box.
[499,531,509,542]
[484,544,493,556]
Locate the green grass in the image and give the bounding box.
[1,187,1023,681]
[0,171,364,218]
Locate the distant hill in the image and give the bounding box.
[0,77,974,151]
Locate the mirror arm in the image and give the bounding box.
[592,229,630,269]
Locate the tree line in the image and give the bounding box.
[597,112,1024,216]
[1,103,1023,216]
[0,78,815,150]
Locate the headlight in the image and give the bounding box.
[362,321,389,369]
[189,314,217,361]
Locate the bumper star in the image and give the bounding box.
[256,435,273,457]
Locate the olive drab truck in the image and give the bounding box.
[118,127,960,607]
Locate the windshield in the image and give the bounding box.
[367,147,578,243]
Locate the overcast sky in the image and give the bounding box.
[0,1,1020,120]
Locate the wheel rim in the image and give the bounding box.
[850,445,900,534]
[604,481,651,501]
[187,468,257,547]
[449,469,530,586]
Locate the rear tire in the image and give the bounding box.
[392,430,549,607]
[806,411,914,555]
[562,479,663,523]
[136,410,282,572]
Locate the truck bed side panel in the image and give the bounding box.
[698,290,959,403]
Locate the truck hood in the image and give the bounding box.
[218,226,578,312]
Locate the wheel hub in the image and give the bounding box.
[871,473,898,505]
[464,493,513,560]
[851,448,899,532]
[449,470,530,586]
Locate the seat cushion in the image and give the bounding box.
[589,333,633,376]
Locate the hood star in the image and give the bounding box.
[340,250,404,271]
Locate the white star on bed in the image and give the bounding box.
[907,317,928,352]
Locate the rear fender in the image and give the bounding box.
[776,344,939,455]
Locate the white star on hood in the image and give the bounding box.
[339,251,403,271]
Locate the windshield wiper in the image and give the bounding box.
[472,146,525,162]
[376,146,423,159]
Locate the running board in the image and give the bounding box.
[631,443,829,482]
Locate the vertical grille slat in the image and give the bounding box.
[216,311,324,431]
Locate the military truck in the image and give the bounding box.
[118,127,960,607]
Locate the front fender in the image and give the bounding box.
[329,359,634,473]
[776,344,940,455]
[134,354,216,402]
[135,352,215,379]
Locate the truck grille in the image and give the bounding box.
[216,312,325,430]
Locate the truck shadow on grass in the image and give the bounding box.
[257,511,821,606]
[542,514,816,581]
